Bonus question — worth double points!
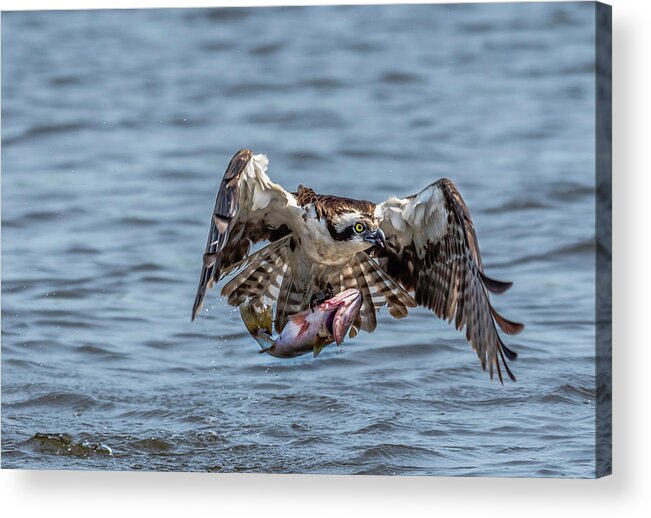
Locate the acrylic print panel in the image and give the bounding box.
[1,2,611,477]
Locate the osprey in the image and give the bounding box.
[192,149,524,383]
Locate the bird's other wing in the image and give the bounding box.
[374,179,524,383]
[191,149,302,320]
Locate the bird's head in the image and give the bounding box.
[326,210,386,252]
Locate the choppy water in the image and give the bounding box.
[2,3,601,477]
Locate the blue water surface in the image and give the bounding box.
[1,3,600,477]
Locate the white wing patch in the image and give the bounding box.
[192,149,303,320]
[241,153,300,214]
[375,184,448,257]
[373,178,523,383]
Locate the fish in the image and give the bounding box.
[239,288,363,358]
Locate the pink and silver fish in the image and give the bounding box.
[239,288,363,358]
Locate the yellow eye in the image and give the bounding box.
[354,222,365,233]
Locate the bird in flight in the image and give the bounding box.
[192,149,524,383]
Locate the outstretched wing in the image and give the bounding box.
[191,149,302,320]
[374,179,524,383]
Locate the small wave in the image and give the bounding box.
[10,207,87,225]
[420,428,447,437]
[141,275,183,285]
[38,309,80,318]
[117,216,158,227]
[549,182,595,201]
[269,393,344,412]
[484,39,549,52]
[362,341,458,360]
[356,443,440,462]
[200,40,235,52]
[550,240,597,257]
[344,41,383,53]
[559,62,595,75]
[300,77,347,90]
[534,383,596,405]
[559,383,596,400]
[186,7,252,22]
[222,83,290,97]
[49,74,85,87]
[289,436,329,447]
[118,408,179,420]
[159,146,215,159]
[536,393,576,405]
[28,433,113,458]
[248,109,345,129]
[249,41,285,56]
[129,262,162,273]
[177,430,227,447]
[380,71,425,84]
[35,319,97,329]
[352,421,398,435]
[250,381,293,391]
[366,378,421,390]
[66,245,100,256]
[76,344,124,360]
[495,445,545,454]
[128,437,175,453]
[458,21,494,34]
[492,238,596,268]
[338,147,413,161]
[8,392,99,410]
[143,339,177,349]
[484,199,549,213]
[3,358,44,369]
[533,467,567,477]
[3,121,91,146]
[171,331,240,341]
[158,168,204,180]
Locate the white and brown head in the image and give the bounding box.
[321,197,386,253]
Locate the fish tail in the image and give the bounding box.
[239,302,275,350]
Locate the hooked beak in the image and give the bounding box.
[363,228,386,249]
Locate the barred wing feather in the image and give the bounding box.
[192,149,302,320]
[374,179,524,383]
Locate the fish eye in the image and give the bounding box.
[354,222,365,233]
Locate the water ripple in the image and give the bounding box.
[2,3,601,477]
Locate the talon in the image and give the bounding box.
[309,293,323,311]
[309,283,336,312]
